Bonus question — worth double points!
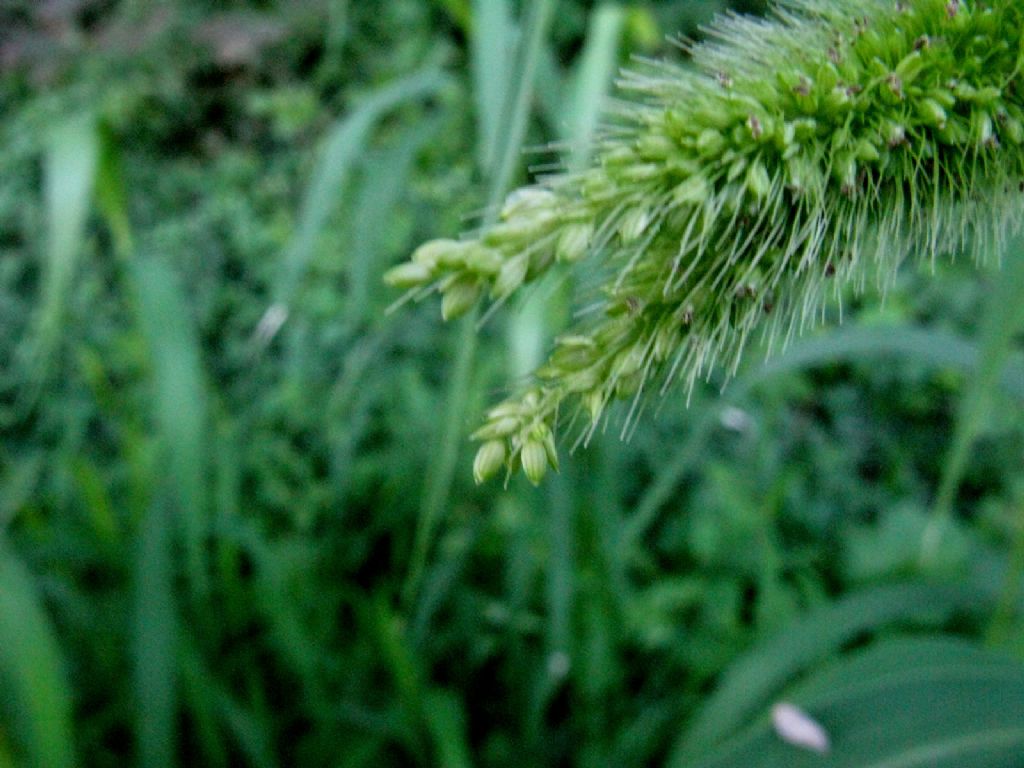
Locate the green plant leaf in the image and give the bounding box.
[689,636,1024,768]
[0,539,76,768]
[36,112,99,376]
[565,3,625,171]
[347,116,443,323]
[264,68,448,341]
[667,581,990,767]
[422,690,472,768]
[434,0,471,32]
[94,122,133,261]
[130,256,209,596]
[129,254,214,767]
[485,0,558,210]
[133,494,178,768]
[928,235,1024,562]
[471,0,514,174]
[404,0,558,603]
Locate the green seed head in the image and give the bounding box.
[383,261,432,289]
[473,440,507,485]
[441,278,481,321]
[520,440,550,487]
[491,255,529,301]
[412,239,462,270]
[556,222,594,263]
[388,0,1024,484]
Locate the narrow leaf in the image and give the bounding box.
[565,4,625,170]
[692,637,1024,768]
[262,69,447,341]
[471,0,514,173]
[667,582,989,767]
[36,113,99,374]
[130,256,209,597]
[0,540,75,768]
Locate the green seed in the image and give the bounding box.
[441,278,481,321]
[745,159,772,200]
[917,98,948,128]
[556,223,593,263]
[491,255,529,300]
[520,440,549,486]
[383,261,432,289]
[673,175,709,206]
[473,440,507,485]
[412,239,462,270]
[618,208,651,243]
[472,417,520,441]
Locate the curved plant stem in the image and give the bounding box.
[923,236,1024,565]
[403,0,559,603]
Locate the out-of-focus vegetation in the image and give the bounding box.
[0,1,1022,767]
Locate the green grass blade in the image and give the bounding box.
[422,690,472,768]
[787,635,1021,701]
[133,494,178,768]
[70,457,120,548]
[434,0,472,32]
[667,582,989,767]
[0,539,76,768]
[528,468,577,724]
[94,122,133,261]
[693,637,1024,768]
[371,599,429,755]
[487,0,558,211]
[130,256,209,597]
[347,116,443,323]
[35,113,99,375]
[628,324,1024,547]
[926,237,1024,562]
[404,315,479,603]
[564,4,625,170]
[178,639,228,768]
[755,327,1023,395]
[128,256,201,766]
[262,69,447,341]
[221,520,324,707]
[532,44,568,133]
[471,0,514,174]
[179,634,277,768]
[405,0,557,603]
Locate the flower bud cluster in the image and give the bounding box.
[471,388,560,486]
[384,188,595,320]
[390,0,1024,484]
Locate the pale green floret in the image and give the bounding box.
[618,207,651,243]
[556,222,594,263]
[440,277,481,321]
[520,440,549,486]
[473,440,507,485]
[491,255,529,300]
[383,261,432,289]
[388,0,1024,484]
[411,239,461,269]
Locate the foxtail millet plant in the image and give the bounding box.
[386,0,1024,485]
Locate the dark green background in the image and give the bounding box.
[1,1,1022,766]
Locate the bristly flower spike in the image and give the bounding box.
[385,0,1024,485]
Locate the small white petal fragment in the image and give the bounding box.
[720,406,753,434]
[771,702,830,754]
[254,303,289,345]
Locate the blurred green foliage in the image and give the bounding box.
[1,1,1023,766]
